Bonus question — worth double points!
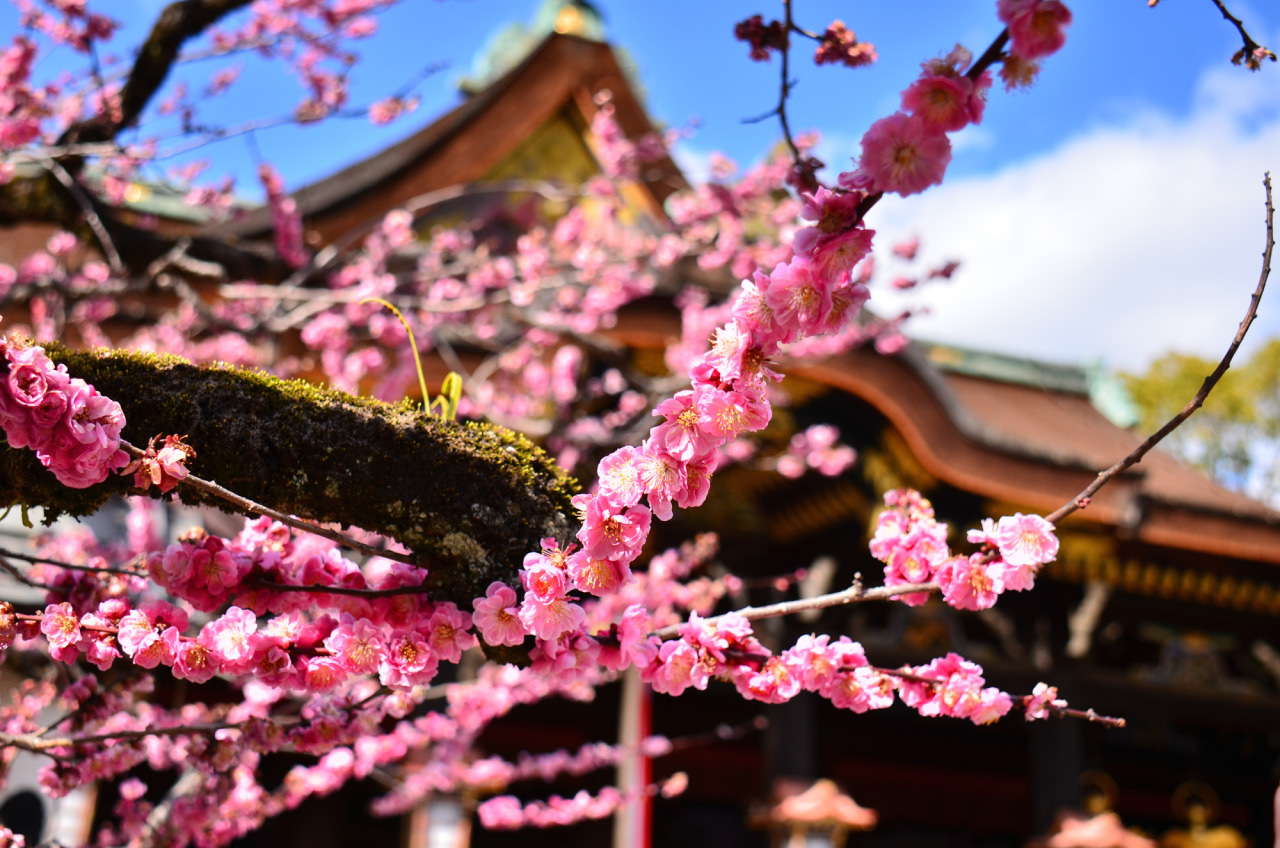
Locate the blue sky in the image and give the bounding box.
[9,0,1280,368]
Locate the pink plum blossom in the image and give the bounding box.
[856,111,952,197]
[997,0,1072,60]
[472,582,526,647]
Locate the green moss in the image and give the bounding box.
[0,345,580,605]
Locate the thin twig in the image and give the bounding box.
[0,719,284,753]
[247,579,428,598]
[119,440,418,566]
[0,556,55,591]
[0,547,146,579]
[967,29,1010,81]
[875,668,1126,727]
[667,715,770,751]
[1046,705,1126,728]
[647,580,939,641]
[39,157,126,276]
[1205,0,1276,69]
[1046,173,1274,525]
[775,0,820,191]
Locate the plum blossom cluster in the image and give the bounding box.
[258,163,308,269]
[0,334,128,487]
[478,772,688,830]
[489,0,1075,684]
[870,488,1059,610]
[847,3,1070,198]
[734,14,788,62]
[896,653,1014,725]
[11,0,117,55]
[589,95,670,182]
[206,0,395,121]
[774,424,857,479]
[1024,682,1069,720]
[996,0,1073,89]
[122,433,195,493]
[7,517,486,699]
[610,609,1027,727]
[813,21,877,68]
[0,35,47,149]
[849,46,988,198]
[409,734,676,798]
[715,423,857,479]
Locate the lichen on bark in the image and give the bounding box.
[0,346,579,605]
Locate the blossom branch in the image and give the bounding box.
[0,547,146,579]
[874,667,1125,727]
[119,439,419,566]
[1205,0,1276,70]
[847,27,1008,230]
[647,579,940,641]
[1039,704,1126,728]
[0,718,292,756]
[1046,173,1273,525]
[0,555,55,592]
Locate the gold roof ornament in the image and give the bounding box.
[1028,772,1156,848]
[1159,782,1251,848]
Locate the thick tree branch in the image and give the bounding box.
[0,347,578,605]
[57,0,257,148]
[0,169,295,284]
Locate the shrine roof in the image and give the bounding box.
[214,31,684,245]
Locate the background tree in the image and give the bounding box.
[1124,339,1280,502]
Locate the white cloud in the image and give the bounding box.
[671,141,716,184]
[866,61,1280,372]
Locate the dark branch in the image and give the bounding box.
[1206,0,1276,70]
[646,580,939,641]
[0,169,294,284]
[1046,173,1274,525]
[0,347,578,605]
[58,0,257,148]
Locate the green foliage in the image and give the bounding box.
[1121,339,1280,497]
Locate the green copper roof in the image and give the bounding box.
[459,1,607,94]
[918,341,1139,428]
[8,161,256,225]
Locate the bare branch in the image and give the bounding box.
[119,438,418,566]
[1046,173,1274,525]
[647,580,939,641]
[39,157,126,276]
[1206,0,1276,70]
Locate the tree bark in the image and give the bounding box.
[0,346,577,606]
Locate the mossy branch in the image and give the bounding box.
[0,347,578,605]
